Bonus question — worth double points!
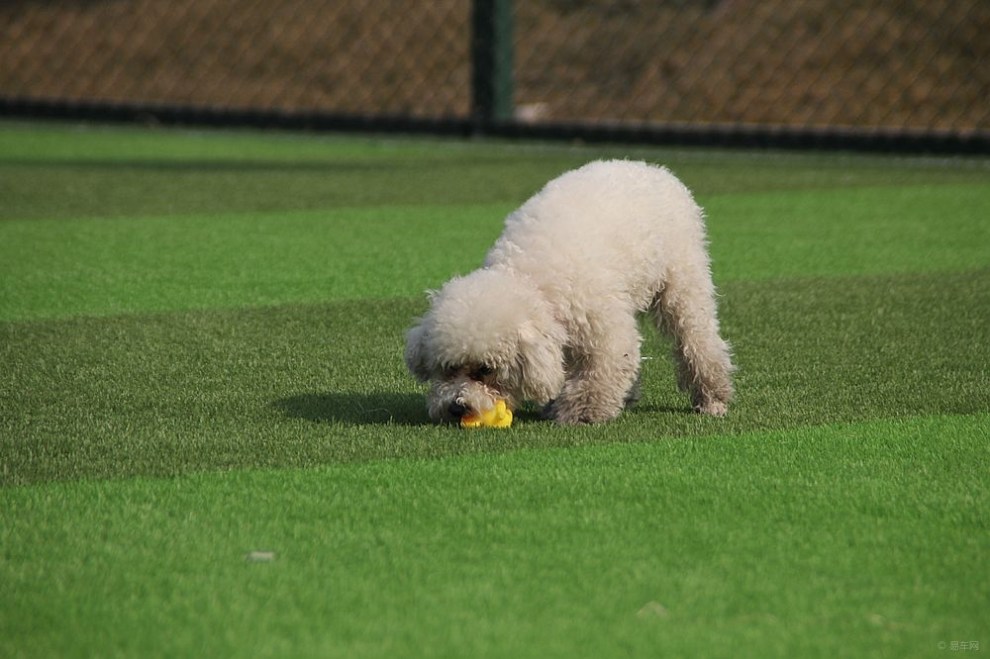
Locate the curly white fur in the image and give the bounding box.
[405,160,734,425]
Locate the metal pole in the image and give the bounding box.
[471,0,514,129]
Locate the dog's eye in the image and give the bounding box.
[471,365,494,380]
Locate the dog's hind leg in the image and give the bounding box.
[651,264,734,416]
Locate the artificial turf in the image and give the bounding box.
[1,122,988,658]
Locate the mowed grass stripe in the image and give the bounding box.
[2,183,988,322]
[2,413,987,659]
[707,183,990,281]
[3,122,988,223]
[3,268,987,486]
[0,204,511,322]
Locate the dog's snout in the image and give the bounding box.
[448,402,468,418]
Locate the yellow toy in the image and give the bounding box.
[460,399,513,429]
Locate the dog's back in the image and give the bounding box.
[484,159,707,312]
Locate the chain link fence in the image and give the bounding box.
[1,0,987,150]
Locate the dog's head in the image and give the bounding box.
[405,269,566,424]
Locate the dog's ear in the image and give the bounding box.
[516,322,565,404]
[404,320,432,382]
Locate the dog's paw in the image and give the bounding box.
[696,399,728,417]
[543,399,620,425]
[542,400,587,425]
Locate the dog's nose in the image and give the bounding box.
[448,402,468,418]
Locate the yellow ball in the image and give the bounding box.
[460,399,513,429]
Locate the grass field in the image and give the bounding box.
[1,122,988,658]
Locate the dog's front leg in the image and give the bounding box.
[545,316,642,425]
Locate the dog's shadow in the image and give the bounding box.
[274,392,694,428]
[274,392,429,426]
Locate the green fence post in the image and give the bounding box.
[471,0,514,128]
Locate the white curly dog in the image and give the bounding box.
[405,160,734,425]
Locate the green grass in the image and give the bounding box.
[1,122,988,658]
[4,418,986,657]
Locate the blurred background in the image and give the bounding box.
[1,0,987,151]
